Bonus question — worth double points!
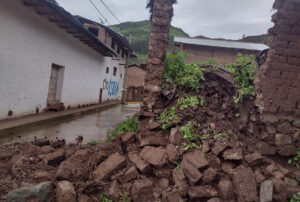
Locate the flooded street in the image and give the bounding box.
[0,104,140,146]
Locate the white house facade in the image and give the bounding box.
[0,0,132,120]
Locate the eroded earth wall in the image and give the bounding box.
[255,0,300,155]
[256,0,300,119]
[139,0,173,133]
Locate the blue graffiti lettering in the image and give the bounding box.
[108,81,119,96]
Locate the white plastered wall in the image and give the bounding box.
[0,0,124,120]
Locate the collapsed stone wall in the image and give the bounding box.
[255,0,300,153]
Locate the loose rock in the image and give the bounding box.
[212,141,228,156]
[120,166,138,183]
[181,159,202,184]
[223,148,243,160]
[128,152,151,174]
[169,128,183,145]
[183,150,208,169]
[202,168,217,184]
[56,181,76,202]
[217,180,233,200]
[131,178,153,202]
[233,166,258,202]
[43,149,65,166]
[188,185,218,199]
[165,144,179,163]
[260,180,273,202]
[7,181,52,202]
[140,146,167,167]
[93,152,126,181]
[275,134,292,145]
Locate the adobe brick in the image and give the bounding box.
[288,56,300,65]
[267,70,282,78]
[282,71,297,79]
[284,49,300,58]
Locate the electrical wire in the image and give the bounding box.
[97,0,122,24]
[88,0,109,24]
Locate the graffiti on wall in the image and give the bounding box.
[103,79,119,97]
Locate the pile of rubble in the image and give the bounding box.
[0,69,300,202]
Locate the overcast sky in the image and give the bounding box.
[56,0,275,40]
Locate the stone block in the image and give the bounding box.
[93,153,126,181]
[56,181,76,202]
[260,180,273,202]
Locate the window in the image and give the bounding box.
[88,27,99,37]
[106,67,109,74]
[113,67,117,76]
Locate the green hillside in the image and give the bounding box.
[110,20,189,55]
[195,34,270,45]
[239,34,270,45]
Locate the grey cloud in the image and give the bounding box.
[56,0,275,39]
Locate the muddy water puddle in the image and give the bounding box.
[0,104,140,146]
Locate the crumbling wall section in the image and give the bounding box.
[255,0,300,155]
[256,0,300,119]
[139,0,173,134]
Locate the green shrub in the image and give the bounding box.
[87,140,99,146]
[164,52,205,91]
[290,192,300,202]
[202,58,219,65]
[177,96,199,110]
[159,106,180,130]
[181,142,201,151]
[288,148,300,168]
[180,121,196,141]
[225,53,256,106]
[100,193,113,202]
[107,117,139,142]
[120,193,131,202]
[213,132,227,139]
[199,96,205,107]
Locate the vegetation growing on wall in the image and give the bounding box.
[163,52,205,91]
[225,53,257,107]
[288,148,300,168]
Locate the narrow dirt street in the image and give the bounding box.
[0,104,139,146]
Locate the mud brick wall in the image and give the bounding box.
[256,0,300,119]
[139,0,173,135]
[175,43,260,65]
[255,0,300,155]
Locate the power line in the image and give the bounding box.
[97,0,122,24]
[88,0,109,24]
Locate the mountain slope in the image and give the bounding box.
[239,34,270,45]
[195,34,270,45]
[110,20,189,55]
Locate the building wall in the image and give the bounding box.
[256,0,300,119]
[0,0,124,120]
[126,66,146,87]
[254,0,300,157]
[179,44,260,64]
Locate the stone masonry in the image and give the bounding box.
[256,0,300,119]
[255,0,300,156]
[139,0,175,134]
